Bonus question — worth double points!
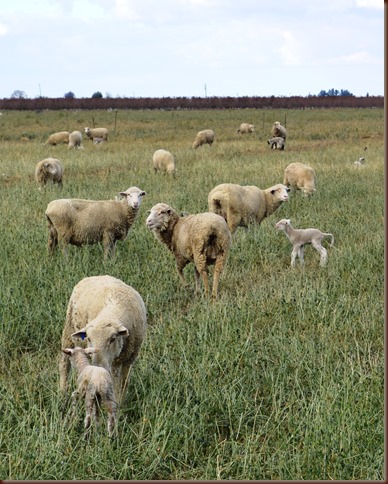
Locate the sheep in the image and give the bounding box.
[208,183,290,234]
[237,123,255,134]
[44,131,70,146]
[272,121,287,140]
[267,137,285,150]
[35,158,63,189]
[60,275,147,405]
[275,218,334,267]
[353,157,366,167]
[283,162,316,196]
[45,186,146,259]
[152,149,176,176]
[146,203,231,299]
[62,347,116,437]
[68,130,83,150]
[93,137,104,145]
[192,129,215,149]
[84,127,109,142]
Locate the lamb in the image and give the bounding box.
[353,157,366,167]
[237,123,255,134]
[62,347,116,437]
[45,186,146,259]
[267,137,285,150]
[208,183,290,234]
[275,218,334,267]
[272,121,287,140]
[35,158,63,188]
[84,127,109,142]
[283,162,316,196]
[152,149,176,176]
[44,131,70,146]
[60,275,147,405]
[68,130,83,149]
[146,203,231,299]
[192,129,215,149]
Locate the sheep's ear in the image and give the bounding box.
[140,191,147,196]
[118,192,126,197]
[62,348,73,355]
[72,329,87,341]
[117,326,129,337]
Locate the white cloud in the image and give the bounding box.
[278,31,302,66]
[355,0,383,9]
[342,50,373,63]
[0,22,9,35]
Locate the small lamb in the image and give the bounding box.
[62,347,116,437]
[353,157,365,167]
[275,218,334,267]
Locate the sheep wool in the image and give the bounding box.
[283,162,316,196]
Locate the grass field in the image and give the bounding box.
[0,107,384,480]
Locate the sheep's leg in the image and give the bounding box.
[312,241,328,266]
[176,259,190,288]
[290,247,299,267]
[48,225,58,254]
[105,400,117,437]
[298,246,305,264]
[84,395,94,433]
[200,270,210,296]
[103,233,115,259]
[59,351,71,396]
[194,267,201,294]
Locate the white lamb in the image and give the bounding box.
[146,203,232,299]
[35,158,63,189]
[152,149,176,176]
[192,129,215,149]
[208,183,290,234]
[353,157,365,167]
[68,130,83,150]
[84,127,109,141]
[60,275,147,405]
[44,131,70,146]
[45,186,146,258]
[267,137,285,150]
[62,347,116,437]
[275,218,334,267]
[272,121,287,140]
[283,162,316,196]
[237,123,255,134]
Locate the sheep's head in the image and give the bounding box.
[146,203,178,232]
[269,184,290,202]
[119,186,147,209]
[275,219,291,231]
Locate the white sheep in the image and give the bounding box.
[237,123,255,134]
[68,130,83,150]
[275,218,334,267]
[44,131,70,146]
[267,137,285,150]
[60,275,147,405]
[146,203,231,299]
[192,129,215,149]
[272,121,287,140]
[283,162,316,196]
[152,149,176,176]
[35,158,63,189]
[208,183,290,234]
[353,157,366,167]
[62,347,116,437]
[84,127,109,141]
[93,137,104,145]
[45,186,146,259]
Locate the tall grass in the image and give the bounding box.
[0,108,384,480]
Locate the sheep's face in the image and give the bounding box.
[44,162,58,176]
[146,203,174,231]
[119,187,147,209]
[270,184,290,202]
[275,219,291,231]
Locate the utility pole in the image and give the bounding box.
[204,83,207,97]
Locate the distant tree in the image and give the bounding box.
[339,89,354,97]
[11,90,27,99]
[318,90,327,97]
[91,91,103,99]
[64,91,75,99]
[318,88,353,97]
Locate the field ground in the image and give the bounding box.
[0,108,384,480]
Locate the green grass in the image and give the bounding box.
[0,107,384,480]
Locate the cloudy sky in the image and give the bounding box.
[0,0,383,99]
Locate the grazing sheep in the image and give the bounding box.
[353,157,366,167]
[68,130,83,150]
[208,183,290,234]
[62,347,116,437]
[267,137,285,150]
[192,129,215,149]
[84,127,109,142]
[275,218,334,267]
[283,162,316,196]
[45,186,146,258]
[272,121,287,140]
[60,275,147,405]
[237,123,255,134]
[152,149,176,176]
[146,203,231,299]
[35,158,63,189]
[44,131,70,146]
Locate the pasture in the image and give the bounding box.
[0,107,384,480]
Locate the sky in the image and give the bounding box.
[0,0,384,99]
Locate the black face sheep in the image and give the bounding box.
[146,203,232,300]
[44,131,70,146]
[84,127,109,141]
[208,183,290,234]
[68,130,83,149]
[237,123,255,134]
[192,129,215,149]
[35,158,63,189]
[272,121,287,140]
[60,275,147,406]
[283,162,316,196]
[275,218,334,267]
[267,137,285,150]
[152,149,176,176]
[45,186,146,259]
[62,347,116,437]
